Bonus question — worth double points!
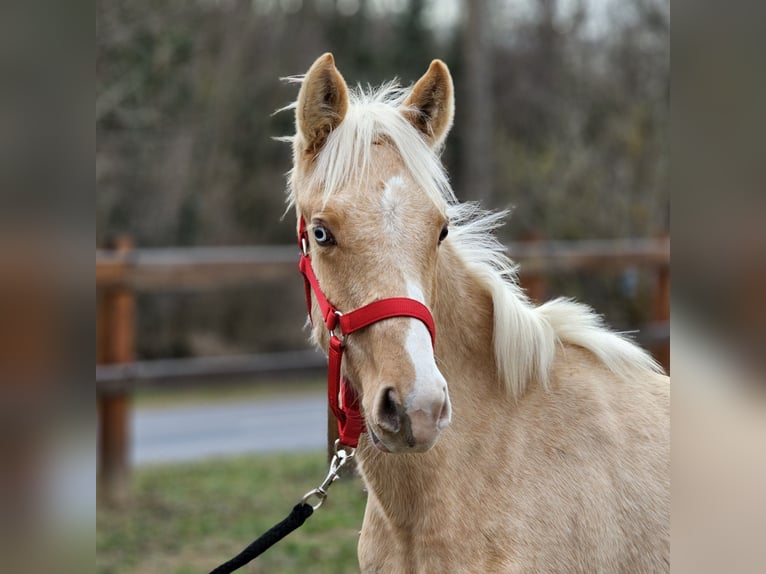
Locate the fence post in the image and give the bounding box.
[519,232,547,303]
[326,405,339,465]
[97,236,135,506]
[521,272,547,304]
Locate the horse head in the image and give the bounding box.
[289,54,455,453]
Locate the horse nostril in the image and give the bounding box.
[376,387,402,434]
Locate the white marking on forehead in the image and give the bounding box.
[381,175,405,232]
[404,279,451,429]
[383,175,404,201]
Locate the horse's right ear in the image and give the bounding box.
[296,53,349,157]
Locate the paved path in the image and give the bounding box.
[132,394,327,465]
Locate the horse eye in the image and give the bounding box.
[313,224,336,246]
[438,225,449,243]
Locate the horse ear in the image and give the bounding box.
[296,53,349,156]
[402,60,455,148]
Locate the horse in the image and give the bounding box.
[282,53,669,573]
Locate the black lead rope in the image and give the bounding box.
[209,502,314,574]
[209,440,356,574]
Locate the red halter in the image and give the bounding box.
[297,217,436,448]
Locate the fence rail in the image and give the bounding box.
[96,237,669,289]
[96,237,669,504]
[96,350,327,394]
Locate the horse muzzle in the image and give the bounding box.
[369,383,451,453]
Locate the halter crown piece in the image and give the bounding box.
[297,217,437,448]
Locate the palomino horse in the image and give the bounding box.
[284,53,669,573]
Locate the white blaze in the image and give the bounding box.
[405,279,451,428]
[381,175,405,233]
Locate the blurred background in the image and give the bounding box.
[97,0,669,361]
[96,0,670,572]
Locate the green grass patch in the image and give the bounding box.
[97,452,366,573]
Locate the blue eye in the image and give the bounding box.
[313,224,336,246]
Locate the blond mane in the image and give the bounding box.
[448,203,663,397]
[281,80,663,398]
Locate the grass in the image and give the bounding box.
[97,452,366,574]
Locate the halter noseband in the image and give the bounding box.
[297,217,436,448]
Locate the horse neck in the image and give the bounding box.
[432,242,499,394]
[357,242,504,524]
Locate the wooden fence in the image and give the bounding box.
[96,236,669,503]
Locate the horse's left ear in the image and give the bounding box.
[402,60,455,148]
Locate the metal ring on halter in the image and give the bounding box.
[333,438,355,459]
[301,236,309,256]
[328,310,345,345]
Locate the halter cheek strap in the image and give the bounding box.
[297,217,436,448]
